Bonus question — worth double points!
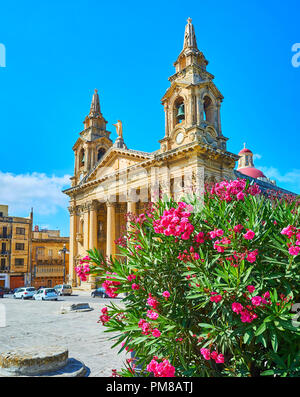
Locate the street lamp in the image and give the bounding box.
[58,244,69,283]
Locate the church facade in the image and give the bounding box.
[63,18,240,289]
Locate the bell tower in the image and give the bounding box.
[160,18,229,153]
[72,89,113,185]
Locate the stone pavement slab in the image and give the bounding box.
[0,298,127,376]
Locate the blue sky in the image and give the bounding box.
[0,0,299,236]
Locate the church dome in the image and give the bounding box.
[237,144,266,179]
[237,167,266,179]
[238,147,253,155]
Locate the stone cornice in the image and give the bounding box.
[63,142,238,197]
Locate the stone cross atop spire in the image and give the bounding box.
[89,89,101,117]
[183,17,198,50]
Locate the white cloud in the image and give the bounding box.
[0,171,71,216]
[253,153,262,161]
[259,166,300,191]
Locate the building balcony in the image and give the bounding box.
[0,267,10,272]
[0,250,10,256]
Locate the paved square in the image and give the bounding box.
[0,296,127,376]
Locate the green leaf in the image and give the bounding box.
[255,322,267,336]
[271,332,278,352]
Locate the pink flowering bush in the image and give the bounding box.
[83,179,299,377]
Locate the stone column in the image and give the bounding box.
[216,102,222,135]
[127,201,136,233]
[68,205,77,287]
[161,166,171,199]
[89,202,98,251]
[106,202,116,258]
[83,205,89,252]
[84,146,90,172]
[164,103,169,137]
[196,95,203,125]
[88,201,98,289]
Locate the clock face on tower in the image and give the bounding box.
[176,132,184,144]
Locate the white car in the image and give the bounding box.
[53,284,72,296]
[13,287,36,299]
[33,288,58,301]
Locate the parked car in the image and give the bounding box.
[53,284,72,296]
[13,287,36,299]
[0,288,4,298]
[91,287,109,298]
[1,287,12,294]
[33,288,58,301]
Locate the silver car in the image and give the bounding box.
[33,288,58,301]
[53,284,72,296]
[13,287,36,299]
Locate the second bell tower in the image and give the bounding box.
[160,18,229,153]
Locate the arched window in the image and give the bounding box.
[97,148,106,161]
[79,149,85,166]
[174,97,185,126]
[203,96,214,124]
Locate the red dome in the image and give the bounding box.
[238,167,265,179]
[238,148,253,155]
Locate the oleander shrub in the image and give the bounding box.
[77,179,300,377]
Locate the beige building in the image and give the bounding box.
[0,205,33,289]
[31,227,69,288]
[63,18,239,289]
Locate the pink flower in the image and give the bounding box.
[99,314,110,324]
[232,302,244,313]
[234,224,244,233]
[210,294,222,303]
[141,322,151,335]
[288,245,300,256]
[132,283,140,290]
[138,319,146,328]
[246,250,258,263]
[146,358,175,377]
[210,351,218,360]
[243,230,255,240]
[200,348,211,360]
[152,328,161,338]
[251,296,262,306]
[127,274,136,281]
[147,294,159,309]
[147,310,159,320]
[247,285,255,293]
[162,291,170,299]
[215,354,225,364]
[281,225,295,239]
[236,192,245,201]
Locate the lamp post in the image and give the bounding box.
[58,244,69,283]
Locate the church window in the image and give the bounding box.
[97,148,106,161]
[80,149,85,166]
[245,155,249,166]
[203,96,214,124]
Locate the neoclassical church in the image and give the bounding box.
[63,19,288,289]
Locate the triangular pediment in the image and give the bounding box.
[82,148,153,184]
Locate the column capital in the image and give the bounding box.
[68,205,77,215]
[106,200,115,208]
